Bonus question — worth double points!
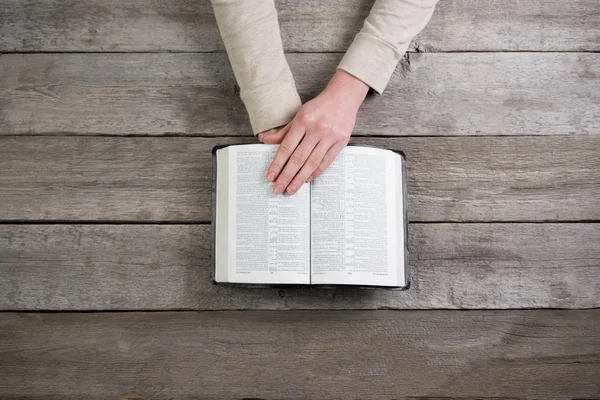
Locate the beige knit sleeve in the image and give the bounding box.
[211,0,302,135]
[338,0,438,94]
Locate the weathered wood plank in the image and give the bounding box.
[1,53,598,136]
[1,0,598,52]
[0,310,598,398]
[1,136,598,222]
[0,223,598,310]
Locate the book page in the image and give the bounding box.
[217,144,310,284]
[310,146,402,287]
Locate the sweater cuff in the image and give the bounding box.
[240,77,302,135]
[338,32,408,94]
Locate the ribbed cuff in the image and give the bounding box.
[338,32,408,94]
[240,77,302,135]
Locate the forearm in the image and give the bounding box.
[338,0,438,93]
[211,0,302,134]
[256,0,437,195]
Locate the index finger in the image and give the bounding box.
[266,121,305,183]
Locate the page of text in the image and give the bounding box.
[310,146,399,286]
[227,145,310,284]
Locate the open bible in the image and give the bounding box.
[212,144,409,289]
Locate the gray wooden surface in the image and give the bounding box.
[1,136,599,222]
[1,0,598,52]
[0,310,598,398]
[1,53,599,136]
[1,0,599,397]
[1,223,598,310]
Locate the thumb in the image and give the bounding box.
[261,124,291,144]
[257,126,280,143]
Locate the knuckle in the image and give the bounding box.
[316,120,331,132]
[300,113,316,127]
[306,155,321,168]
[278,143,294,157]
[291,151,307,165]
[269,163,282,173]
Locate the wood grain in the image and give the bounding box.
[1,223,598,310]
[0,310,598,398]
[1,0,598,52]
[1,53,598,136]
[1,136,598,223]
[1,2,597,396]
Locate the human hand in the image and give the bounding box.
[257,126,284,143]
[262,70,369,195]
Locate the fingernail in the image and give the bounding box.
[274,184,284,194]
[307,175,314,182]
[267,171,275,182]
[287,185,297,195]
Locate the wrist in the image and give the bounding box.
[324,69,370,108]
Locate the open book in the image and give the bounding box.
[212,144,409,288]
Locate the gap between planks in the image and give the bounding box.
[1,306,599,313]
[1,220,599,225]
[0,133,591,138]
[3,50,600,54]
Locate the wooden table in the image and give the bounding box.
[1,1,599,398]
